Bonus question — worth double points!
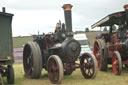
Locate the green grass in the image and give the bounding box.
[13,36,33,48]
[3,63,128,85]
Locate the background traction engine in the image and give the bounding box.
[23,4,98,84]
[92,4,128,75]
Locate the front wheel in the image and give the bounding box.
[47,55,63,84]
[7,65,15,84]
[112,51,122,75]
[80,53,98,79]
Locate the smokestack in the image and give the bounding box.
[124,5,128,25]
[62,4,73,37]
[2,7,6,13]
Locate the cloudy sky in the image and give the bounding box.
[0,0,127,36]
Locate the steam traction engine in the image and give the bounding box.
[92,5,128,75]
[23,4,98,84]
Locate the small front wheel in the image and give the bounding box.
[80,53,98,79]
[47,55,63,84]
[112,51,122,75]
[7,65,15,84]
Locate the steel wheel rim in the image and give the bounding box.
[112,53,119,75]
[94,42,101,70]
[48,57,59,84]
[80,54,95,79]
[23,45,33,77]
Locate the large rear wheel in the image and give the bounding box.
[23,42,42,78]
[80,53,98,79]
[93,40,107,71]
[47,55,63,84]
[112,51,122,75]
[103,46,108,71]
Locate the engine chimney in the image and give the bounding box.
[124,4,128,25]
[62,4,73,37]
[2,7,6,13]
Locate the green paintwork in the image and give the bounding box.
[0,11,14,61]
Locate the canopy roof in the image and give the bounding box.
[91,11,126,29]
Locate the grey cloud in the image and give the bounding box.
[1,0,63,10]
[0,0,127,36]
[71,0,127,26]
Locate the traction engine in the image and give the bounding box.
[92,4,128,75]
[23,4,98,84]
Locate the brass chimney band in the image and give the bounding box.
[62,4,73,11]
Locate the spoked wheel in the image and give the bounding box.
[7,65,15,84]
[112,51,122,75]
[80,53,98,79]
[93,40,107,71]
[23,42,42,78]
[48,55,63,84]
[93,40,102,70]
[64,70,73,75]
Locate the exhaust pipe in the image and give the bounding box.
[62,4,73,37]
[124,4,128,25]
[2,7,6,13]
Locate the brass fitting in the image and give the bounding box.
[62,4,73,11]
[124,4,128,10]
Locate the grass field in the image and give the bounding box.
[13,36,33,48]
[3,63,128,85]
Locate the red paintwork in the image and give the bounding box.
[48,57,59,84]
[93,41,101,70]
[44,34,55,48]
[112,53,119,75]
